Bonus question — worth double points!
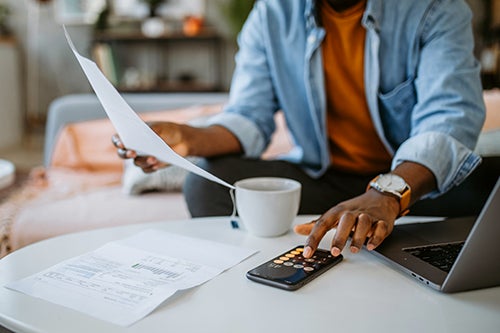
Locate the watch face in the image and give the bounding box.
[377,174,407,192]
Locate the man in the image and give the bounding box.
[113,0,487,259]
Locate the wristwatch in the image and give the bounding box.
[368,173,411,217]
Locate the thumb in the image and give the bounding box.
[293,221,316,235]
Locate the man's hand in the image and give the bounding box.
[111,121,243,173]
[294,162,437,258]
[294,189,400,258]
[111,121,190,173]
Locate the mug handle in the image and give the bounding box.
[229,188,240,229]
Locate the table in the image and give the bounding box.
[1,216,499,333]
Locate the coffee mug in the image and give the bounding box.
[234,177,301,237]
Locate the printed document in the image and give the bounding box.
[6,230,257,326]
[63,27,234,189]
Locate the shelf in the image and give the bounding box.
[91,27,225,93]
[93,27,222,43]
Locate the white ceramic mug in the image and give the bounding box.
[234,177,301,237]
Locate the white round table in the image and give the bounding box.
[1,216,499,333]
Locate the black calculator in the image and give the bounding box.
[246,246,343,291]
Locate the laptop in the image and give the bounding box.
[371,177,500,293]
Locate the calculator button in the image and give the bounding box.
[285,254,295,258]
[279,256,290,261]
[293,264,304,269]
[304,267,314,272]
[291,250,300,255]
[283,262,294,266]
[273,260,284,264]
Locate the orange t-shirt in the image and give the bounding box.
[320,0,391,175]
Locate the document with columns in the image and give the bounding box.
[6,230,256,326]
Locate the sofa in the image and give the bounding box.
[1,90,499,258]
[0,92,293,257]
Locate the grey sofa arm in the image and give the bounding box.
[44,92,229,166]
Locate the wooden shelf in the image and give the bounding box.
[91,27,225,93]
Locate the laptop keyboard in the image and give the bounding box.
[404,241,465,273]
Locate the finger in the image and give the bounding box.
[133,156,157,169]
[331,212,357,256]
[349,213,372,253]
[303,217,335,259]
[111,134,123,148]
[366,220,391,251]
[117,148,130,159]
[293,220,316,235]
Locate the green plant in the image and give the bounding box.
[220,0,254,37]
[140,0,167,17]
[0,4,10,24]
[0,4,10,35]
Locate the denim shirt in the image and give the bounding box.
[208,0,485,196]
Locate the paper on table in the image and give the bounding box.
[6,230,257,327]
[63,27,234,190]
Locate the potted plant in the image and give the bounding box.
[139,0,169,37]
[140,0,167,18]
[0,4,10,36]
[220,0,254,37]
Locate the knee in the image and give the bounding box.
[183,158,234,217]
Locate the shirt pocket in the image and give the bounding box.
[377,77,416,148]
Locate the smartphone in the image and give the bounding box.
[246,245,343,291]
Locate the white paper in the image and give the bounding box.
[395,216,446,225]
[6,230,257,327]
[63,27,234,190]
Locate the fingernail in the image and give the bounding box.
[350,246,359,254]
[331,247,341,257]
[366,243,375,251]
[303,246,312,258]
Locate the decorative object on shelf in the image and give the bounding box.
[183,15,204,36]
[141,16,167,38]
[140,0,169,38]
[0,4,11,36]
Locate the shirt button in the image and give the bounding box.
[307,35,316,44]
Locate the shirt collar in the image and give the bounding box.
[308,0,383,31]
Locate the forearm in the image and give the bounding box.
[188,125,243,157]
[392,161,437,206]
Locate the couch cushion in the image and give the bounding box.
[50,104,226,172]
[9,186,188,252]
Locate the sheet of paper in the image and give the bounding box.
[395,216,446,225]
[6,230,257,327]
[63,27,234,190]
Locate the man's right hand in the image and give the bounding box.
[111,121,243,174]
[111,121,188,173]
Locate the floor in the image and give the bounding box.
[0,133,41,333]
[0,130,44,172]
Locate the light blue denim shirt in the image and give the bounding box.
[208,0,485,196]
